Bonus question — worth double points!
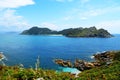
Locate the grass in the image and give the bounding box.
[0,51,120,80]
[78,61,120,80]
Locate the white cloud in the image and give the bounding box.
[60,24,79,29]
[57,20,120,33]
[55,0,90,3]
[79,6,120,20]
[80,17,87,20]
[54,0,74,2]
[0,0,35,31]
[63,16,73,21]
[0,0,35,9]
[79,9,104,20]
[55,0,65,2]
[40,22,59,30]
[95,20,120,34]
[81,0,90,4]
[64,6,120,20]
[0,9,30,31]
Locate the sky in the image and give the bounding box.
[0,0,120,33]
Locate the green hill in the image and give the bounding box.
[21,26,113,38]
[21,26,58,35]
[59,27,112,37]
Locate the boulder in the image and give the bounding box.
[0,52,4,60]
[94,51,114,65]
[54,51,115,71]
[54,59,72,67]
[74,59,94,71]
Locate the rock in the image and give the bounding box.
[0,52,6,66]
[36,78,44,80]
[54,59,97,71]
[91,62,101,66]
[85,62,95,68]
[94,51,114,65]
[0,54,2,60]
[0,52,5,61]
[54,51,116,71]
[54,59,72,67]
[74,59,94,71]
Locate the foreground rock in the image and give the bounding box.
[54,59,72,67]
[93,51,114,65]
[74,59,95,71]
[54,51,117,71]
[0,52,6,66]
[0,52,5,61]
[54,59,95,71]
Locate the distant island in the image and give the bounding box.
[21,26,113,38]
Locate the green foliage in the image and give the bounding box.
[21,26,112,38]
[21,26,58,35]
[61,27,112,37]
[78,61,120,80]
[114,51,120,61]
[0,51,120,80]
[0,66,75,80]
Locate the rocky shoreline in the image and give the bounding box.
[54,51,115,71]
[0,52,5,61]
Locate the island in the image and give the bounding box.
[21,26,58,35]
[21,26,113,38]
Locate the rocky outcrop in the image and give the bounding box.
[0,52,5,61]
[93,51,114,65]
[74,59,95,71]
[54,59,95,71]
[74,59,94,71]
[0,54,3,60]
[54,51,116,71]
[54,59,72,67]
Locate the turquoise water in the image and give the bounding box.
[0,33,120,70]
[59,67,81,74]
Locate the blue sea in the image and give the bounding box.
[0,33,120,70]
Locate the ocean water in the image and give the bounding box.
[0,33,120,70]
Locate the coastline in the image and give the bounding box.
[0,50,120,80]
[0,52,6,61]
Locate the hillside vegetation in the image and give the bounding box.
[0,51,120,80]
[21,26,113,38]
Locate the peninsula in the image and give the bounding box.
[21,26,113,38]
